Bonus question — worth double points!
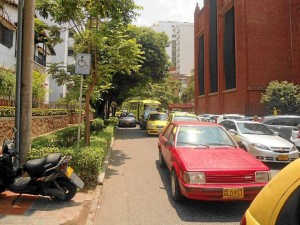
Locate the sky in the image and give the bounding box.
[133,0,204,27]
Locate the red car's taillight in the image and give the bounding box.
[297,131,300,139]
[240,214,246,225]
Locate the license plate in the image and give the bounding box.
[65,167,74,178]
[223,188,244,199]
[278,155,289,161]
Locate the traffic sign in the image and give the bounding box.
[75,53,91,75]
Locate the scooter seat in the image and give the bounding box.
[24,153,62,177]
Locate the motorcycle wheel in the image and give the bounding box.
[54,178,77,201]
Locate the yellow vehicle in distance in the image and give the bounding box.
[240,158,300,225]
[146,112,168,135]
[167,112,200,123]
[128,99,161,124]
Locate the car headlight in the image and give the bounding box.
[183,172,206,184]
[251,143,270,150]
[148,124,154,128]
[291,145,298,152]
[255,171,271,182]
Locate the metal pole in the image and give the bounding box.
[15,0,24,166]
[77,75,83,149]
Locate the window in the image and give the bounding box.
[224,7,236,90]
[276,187,300,225]
[69,29,75,38]
[68,48,74,56]
[209,0,218,93]
[0,24,13,48]
[198,36,204,95]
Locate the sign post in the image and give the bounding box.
[75,53,91,149]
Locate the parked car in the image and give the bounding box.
[207,114,221,123]
[146,112,168,135]
[240,158,300,225]
[158,121,271,202]
[219,120,299,163]
[291,124,300,151]
[167,112,199,123]
[216,114,245,124]
[118,113,137,127]
[260,115,300,141]
[140,109,158,130]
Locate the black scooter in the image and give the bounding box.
[0,129,84,203]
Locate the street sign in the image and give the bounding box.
[75,53,91,75]
[111,101,117,107]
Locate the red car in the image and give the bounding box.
[158,121,271,202]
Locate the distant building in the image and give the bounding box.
[194,0,300,116]
[151,21,194,98]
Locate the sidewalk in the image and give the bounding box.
[0,140,113,225]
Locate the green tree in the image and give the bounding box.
[260,80,300,114]
[0,68,15,101]
[38,1,142,145]
[98,25,170,113]
[32,71,47,108]
[181,71,194,103]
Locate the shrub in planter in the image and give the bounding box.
[90,118,105,132]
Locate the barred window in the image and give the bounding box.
[0,24,13,48]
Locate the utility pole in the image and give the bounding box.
[19,0,35,163]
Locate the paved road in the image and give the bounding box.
[93,127,286,225]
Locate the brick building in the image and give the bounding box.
[194,0,300,116]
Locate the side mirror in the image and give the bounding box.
[165,140,174,147]
[228,129,237,135]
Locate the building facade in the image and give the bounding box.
[151,21,194,97]
[194,0,300,116]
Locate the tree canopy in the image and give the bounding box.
[261,80,300,115]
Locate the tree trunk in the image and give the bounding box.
[20,0,34,163]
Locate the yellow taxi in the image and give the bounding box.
[146,112,168,135]
[241,158,300,225]
[167,112,199,123]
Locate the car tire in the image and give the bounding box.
[159,151,166,168]
[170,170,183,202]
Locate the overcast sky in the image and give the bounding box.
[133,0,204,27]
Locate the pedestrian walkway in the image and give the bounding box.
[0,141,112,225]
[0,189,97,225]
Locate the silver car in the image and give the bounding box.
[291,124,300,151]
[219,120,299,163]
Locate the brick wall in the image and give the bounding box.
[194,0,300,115]
[0,115,78,147]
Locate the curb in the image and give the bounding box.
[85,137,114,225]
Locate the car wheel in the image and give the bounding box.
[170,170,183,202]
[159,151,166,168]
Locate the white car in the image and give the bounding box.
[291,124,300,151]
[216,114,245,124]
[219,120,299,163]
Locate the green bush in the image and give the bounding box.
[31,124,84,148]
[90,118,105,132]
[29,122,116,189]
[0,107,70,117]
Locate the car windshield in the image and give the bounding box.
[173,116,199,121]
[176,126,236,147]
[148,114,168,121]
[237,123,274,135]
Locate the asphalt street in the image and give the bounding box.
[92,127,270,225]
